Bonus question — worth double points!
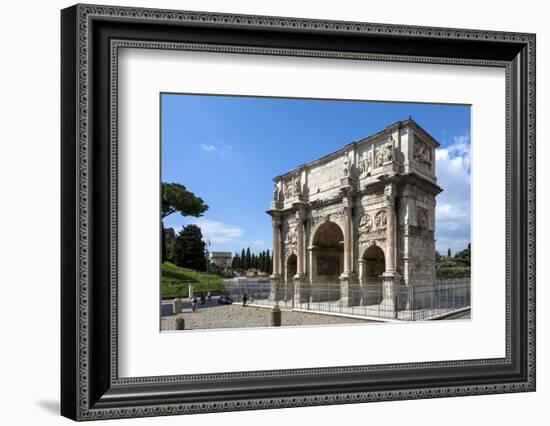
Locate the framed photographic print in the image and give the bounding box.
[61,3,536,421]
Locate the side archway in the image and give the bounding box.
[285,253,297,284]
[360,244,386,305]
[282,253,297,301]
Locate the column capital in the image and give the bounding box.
[384,182,397,203]
[340,185,356,201]
[294,205,306,222]
[271,214,282,227]
[342,193,354,209]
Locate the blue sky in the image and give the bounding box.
[161,94,471,256]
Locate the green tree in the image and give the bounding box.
[266,249,272,274]
[453,242,471,266]
[435,251,441,262]
[161,182,208,262]
[162,182,209,219]
[447,248,451,258]
[164,227,177,263]
[245,247,251,270]
[240,249,246,269]
[231,253,239,269]
[259,251,265,272]
[173,224,206,271]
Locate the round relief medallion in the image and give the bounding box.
[374,210,387,228]
[418,209,428,228]
[359,213,372,231]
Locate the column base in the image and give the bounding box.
[339,272,358,307]
[293,274,308,305]
[380,272,401,318]
[269,274,281,301]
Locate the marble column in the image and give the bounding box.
[358,259,365,285]
[293,208,306,304]
[269,214,282,302]
[296,209,305,276]
[308,246,317,302]
[339,194,357,307]
[381,182,401,318]
[343,204,352,274]
[358,259,365,306]
[308,247,315,282]
[273,215,282,276]
[385,190,397,273]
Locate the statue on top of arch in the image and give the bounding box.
[375,136,395,167]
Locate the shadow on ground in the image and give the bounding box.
[161,298,240,317]
[35,400,59,415]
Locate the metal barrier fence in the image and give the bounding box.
[221,278,470,321]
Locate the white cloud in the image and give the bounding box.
[249,239,267,247]
[435,134,471,253]
[180,218,243,245]
[436,202,470,219]
[199,142,232,156]
[170,219,271,253]
[200,143,217,152]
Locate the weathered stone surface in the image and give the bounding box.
[267,118,442,310]
[175,317,185,330]
[172,298,182,315]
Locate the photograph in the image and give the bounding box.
[160,94,472,331]
[57,3,536,420]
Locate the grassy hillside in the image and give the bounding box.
[162,261,222,298]
[435,258,471,279]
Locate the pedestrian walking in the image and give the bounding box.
[207,291,212,303]
[191,296,198,312]
[242,292,248,307]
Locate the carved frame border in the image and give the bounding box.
[61,3,535,421]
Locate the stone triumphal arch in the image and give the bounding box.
[267,118,442,316]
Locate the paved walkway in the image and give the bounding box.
[161,301,374,331]
[437,308,471,320]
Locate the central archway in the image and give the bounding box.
[310,221,344,302]
[312,221,344,281]
[361,244,385,305]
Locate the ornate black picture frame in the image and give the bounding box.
[61,3,536,421]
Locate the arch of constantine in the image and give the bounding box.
[267,118,442,317]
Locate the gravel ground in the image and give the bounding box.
[161,301,375,331]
